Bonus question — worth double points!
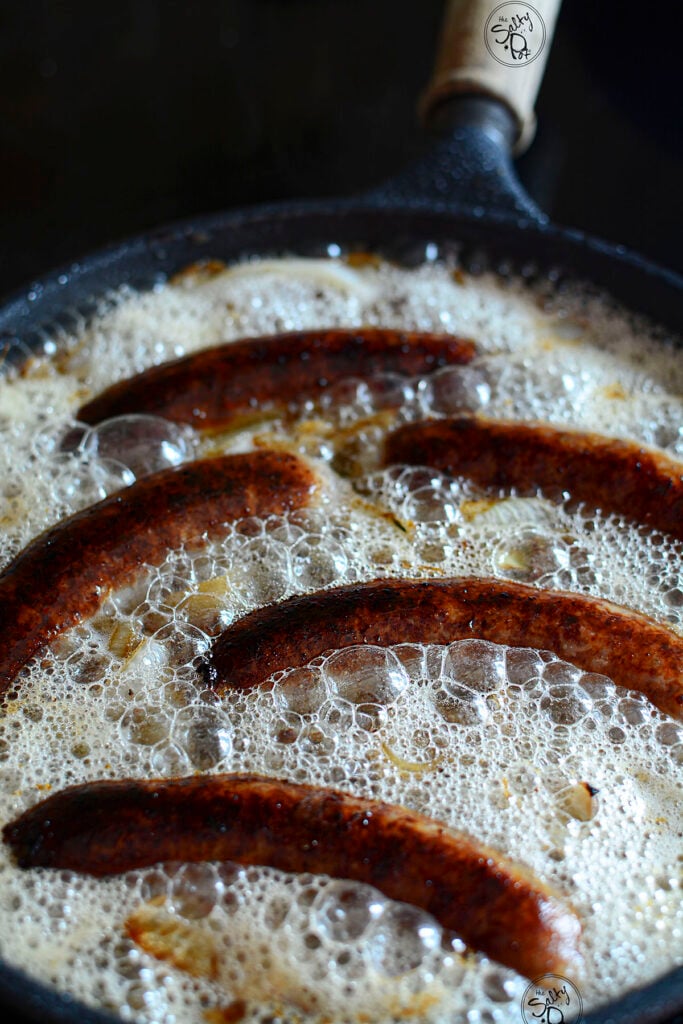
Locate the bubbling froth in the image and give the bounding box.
[2,636,682,1022]
[0,255,681,1023]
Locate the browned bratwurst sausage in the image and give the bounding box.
[385,415,683,541]
[0,451,316,695]
[77,329,476,429]
[204,577,683,718]
[3,772,581,980]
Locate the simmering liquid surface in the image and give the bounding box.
[0,256,682,1023]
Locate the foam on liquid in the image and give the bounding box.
[0,255,681,1023]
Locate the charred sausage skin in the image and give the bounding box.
[77,329,476,429]
[385,416,683,541]
[204,577,683,718]
[3,772,581,981]
[0,451,316,694]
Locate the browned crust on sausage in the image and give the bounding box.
[77,330,476,430]
[384,416,683,541]
[2,772,582,980]
[204,577,683,718]
[0,451,316,694]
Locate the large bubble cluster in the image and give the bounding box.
[0,413,198,570]
[312,345,683,464]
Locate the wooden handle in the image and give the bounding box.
[422,0,563,152]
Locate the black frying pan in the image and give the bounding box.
[0,2,681,1022]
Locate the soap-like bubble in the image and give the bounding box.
[291,534,348,588]
[365,902,442,976]
[403,484,458,525]
[83,414,195,476]
[47,452,135,508]
[313,881,385,943]
[168,863,221,920]
[273,666,328,716]
[442,640,506,694]
[434,680,490,726]
[149,621,210,669]
[426,364,492,415]
[539,679,593,726]
[493,528,571,583]
[119,703,171,747]
[171,704,233,769]
[324,646,409,706]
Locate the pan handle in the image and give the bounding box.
[423,0,562,153]
[364,0,562,224]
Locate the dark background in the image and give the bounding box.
[0,0,681,297]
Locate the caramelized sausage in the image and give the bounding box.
[0,451,316,694]
[77,329,476,429]
[204,577,683,718]
[3,772,581,980]
[384,416,683,541]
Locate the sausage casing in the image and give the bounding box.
[78,329,476,429]
[204,577,683,718]
[384,416,683,541]
[0,451,316,694]
[3,772,581,980]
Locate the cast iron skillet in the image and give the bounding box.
[0,5,681,1024]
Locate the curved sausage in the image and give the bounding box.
[0,451,316,694]
[2,772,581,980]
[77,329,476,429]
[384,416,683,541]
[203,577,683,718]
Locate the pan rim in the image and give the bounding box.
[1,198,681,343]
